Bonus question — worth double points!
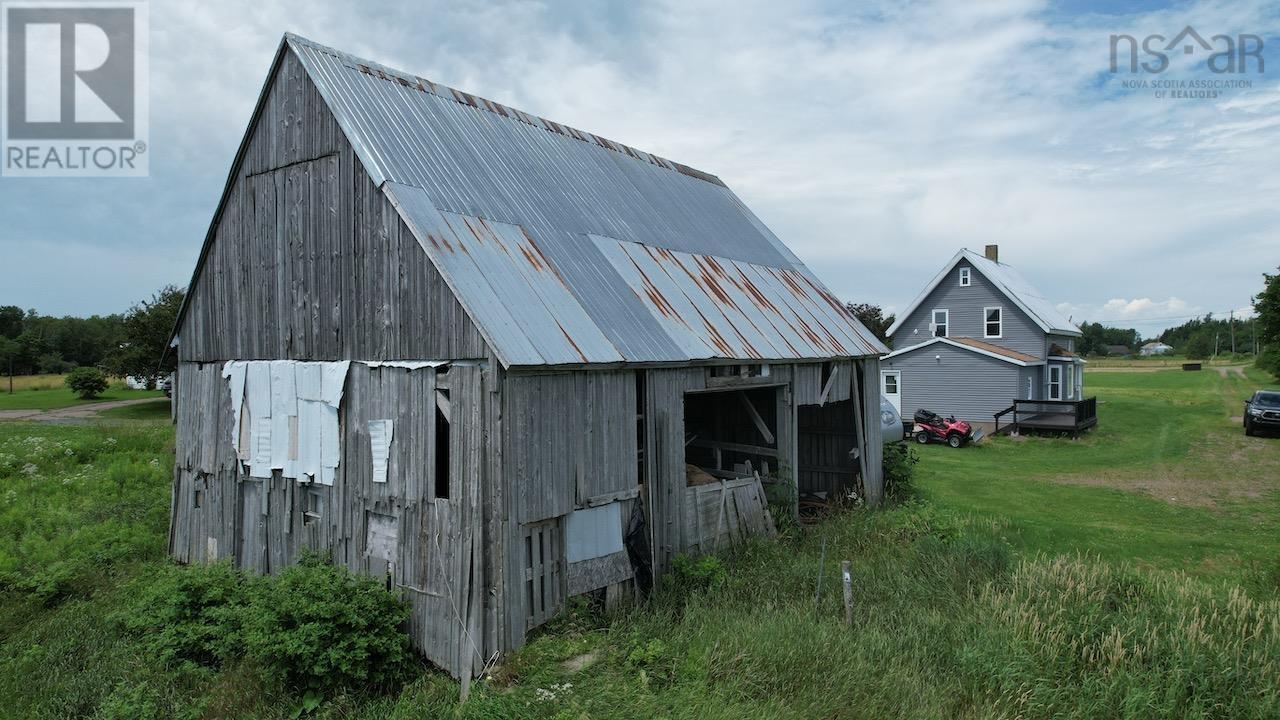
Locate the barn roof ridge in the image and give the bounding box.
[284,33,726,188]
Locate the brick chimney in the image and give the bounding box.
[984,244,999,262]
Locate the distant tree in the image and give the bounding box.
[1253,268,1280,380]
[0,337,17,381]
[106,286,184,389]
[845,302,895,347]
[1257,267,1280,345]
[65,367,108,399]
[1184,334,1212,360]
[0,306,22,339]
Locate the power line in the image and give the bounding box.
[1083,308,1255,324]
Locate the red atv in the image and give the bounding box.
[912,409,982,448]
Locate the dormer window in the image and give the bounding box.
[984,307,1002,338]
[959,267,971,287]
[931,309,949,337]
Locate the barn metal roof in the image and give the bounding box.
[287,34,885,366]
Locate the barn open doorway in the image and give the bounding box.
[683,386,780,484]
[678,386,781,553]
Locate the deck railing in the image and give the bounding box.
[994,397,1098,437]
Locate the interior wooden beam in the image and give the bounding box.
[738,391,776,444]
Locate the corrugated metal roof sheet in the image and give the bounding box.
[288,34,886,366]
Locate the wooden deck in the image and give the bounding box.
[994,398,1098,438]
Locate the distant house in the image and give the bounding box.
[1141,341,1174,356]
[1103,344,1133,358]
[880,245,1089,429]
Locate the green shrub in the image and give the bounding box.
[118,555,415,696]
[116,562,248,669]
[239,555,415,693]
[1257,346,1280,382]
[65,367,108,399]
[882,442,919,501]
[670,554,727,590]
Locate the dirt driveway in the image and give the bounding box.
[0,398,161,423]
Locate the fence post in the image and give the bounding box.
[841,561,853,627]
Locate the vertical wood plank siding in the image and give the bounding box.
[177,50,487,364]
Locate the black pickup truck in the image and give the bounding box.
[1244,390,1280,436]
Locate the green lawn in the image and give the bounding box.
[0,386,163,411]
[1,368,1278,718]
[916,366,1280,579]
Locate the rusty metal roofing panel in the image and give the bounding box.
[385,182,623,366]
[594,237,885,361]
[287,34,886,366]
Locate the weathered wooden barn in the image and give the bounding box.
[168,34,887,680]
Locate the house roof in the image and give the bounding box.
[881,336,1044,366]
[885,249,1081,338]
[269,34,885,367]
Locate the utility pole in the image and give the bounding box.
[1230,310,1236,354]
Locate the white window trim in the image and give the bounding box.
[1048,366,1062,401]
[959,267,971,287]
[882,371,899,395]
[931,309,949,337]
[1026,376,1033,400]
[983,306,1003,339]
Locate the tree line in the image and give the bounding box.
[0,286,183,387]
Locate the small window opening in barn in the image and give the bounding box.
[303,487,324,525]
[635,372,647,485]
[435,389,451,500]
[683,387,778,487]
[193,488,203,509]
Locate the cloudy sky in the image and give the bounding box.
[2,0,1278,338]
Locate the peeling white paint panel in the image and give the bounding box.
[369,419,394,483]
[357,360,448,370]
[565,503,624,563]
[223,360,350,486]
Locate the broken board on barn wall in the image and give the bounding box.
[681,474,775,555]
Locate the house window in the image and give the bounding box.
[1065,364,1075,400]
[931,309,949,337]
[1048,366,1062,401]
[883,373,898,395]
[984,307,1002,338]
[959,267,971,287]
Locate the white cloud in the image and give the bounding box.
[1,0,1277,328]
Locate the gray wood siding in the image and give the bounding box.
[170,359,493,679]
[882,344,1023,423]
[502,371,639,525]
[178,49,488,363]
[891,259,1044,357]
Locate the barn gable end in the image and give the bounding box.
[177,45,489,363]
